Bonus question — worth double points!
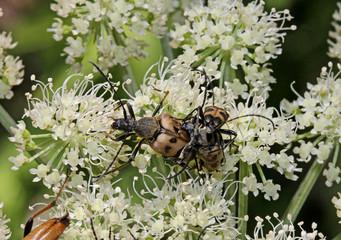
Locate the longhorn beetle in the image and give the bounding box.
[89,61,191,182]
[168,69,275,178]
[23,171,70,240]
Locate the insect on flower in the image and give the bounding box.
[89,61,191,182]
[23,171,69,240]
[170,70,276,178]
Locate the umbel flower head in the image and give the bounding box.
[0,7,24,99]
[170,0,296,88]
[282,62,341,186]
[48,0,197,72]
[9,73,132,188]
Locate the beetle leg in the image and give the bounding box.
[152,90,169,117]
[92,137,129,183]
[220,129,237,149]
[167,151,194,180]
[104,139,144,175]
[24,172,70,237]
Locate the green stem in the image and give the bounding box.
[160,35,174,61]
[0,104,17,134]
[332,141,340,166]
[331,232,341,240]
[191,45,220,68]
[238,160,248,240]
[281,157,328,223]
[256,163,267,184]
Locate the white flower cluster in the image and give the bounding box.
[0,8,24,99]
[332,192,341,224]
[247,213,325,240]
[0,202,11,240]
[48,0,195,72]
[9,73,132,188]
[41,170,242,239]
[328,2,341,60]
[130,171,240,239]
[170,0,295,87]
[282,62,341,186]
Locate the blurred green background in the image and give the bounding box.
[0,0,340,239]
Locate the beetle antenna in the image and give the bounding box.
[90,218,98,240]
[192,68,215,107]
[197,220,216,240]
[89,61,127,120]
[128,230,137,240]
[92,136,128,183]
[227,114,275,130]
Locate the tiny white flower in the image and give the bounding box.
[332,192,341,223]
[262,180,281,201]
[323,162,341,187]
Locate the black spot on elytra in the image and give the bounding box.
[173,126,179,132]
[219,111,227,120]
[170,137,177,143]
[165,145,172,152]
[205,107,214,112]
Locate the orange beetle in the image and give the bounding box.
[23,173,69,240]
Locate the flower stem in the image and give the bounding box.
[331,232,341,240]
[238,160,248,240]
[160,35,174,61]
[332,141,340,166]
[0,104,17,134]
[191,45,220,68]
[281,156,328,223]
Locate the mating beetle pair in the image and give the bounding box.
[90,63,275,181]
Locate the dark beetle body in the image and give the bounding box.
[174,105,237,174]
[114,113,191,159]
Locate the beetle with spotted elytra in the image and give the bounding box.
[89,61,192,182]
[169,69,275,178]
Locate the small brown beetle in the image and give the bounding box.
[23,172,69,240]
[89,62,191,182]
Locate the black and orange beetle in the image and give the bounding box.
[89,62,191,182]
[171,69,275,176]
[23,173,69,240]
